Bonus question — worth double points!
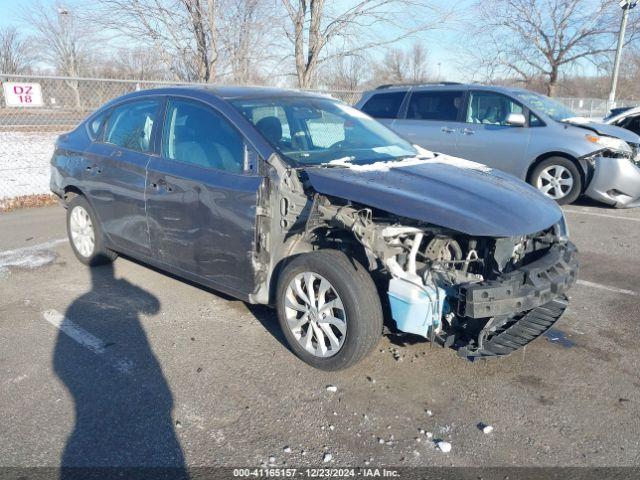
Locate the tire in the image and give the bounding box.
[530,157,582,205]
[276,250,383,371]
[66,195,117,266]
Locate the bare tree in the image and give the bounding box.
[371,42,430,85]
[318,53,370,90]
[88,0,219,82]
[0,27,32,74]
[89,47,172,80]
[280,0,448,88]
[217,0,281,84]
[22,1,96,107]
[468,0,633,96]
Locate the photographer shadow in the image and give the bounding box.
[53,263,187,479]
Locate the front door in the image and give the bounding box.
[145,97,263,295]
[84,98,162,256]
[455,91,531,175]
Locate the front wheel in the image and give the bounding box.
[276,250,383,371]
[530,157,582,205]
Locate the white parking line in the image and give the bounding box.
[577,279,639,297]
[42,309,134,374]
[563,209,640,223]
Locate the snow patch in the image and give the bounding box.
[0,238,66,276]
[325,146,492,173]
[0,131,60,200]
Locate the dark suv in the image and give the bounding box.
[51,86,578,370]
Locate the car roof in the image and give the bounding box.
[110,85,327,104]
[366,83,534,96]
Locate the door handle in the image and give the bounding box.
[441,127,456,134]
[462,128,475,135]
[85,163,98,171]
[110,150,123,158]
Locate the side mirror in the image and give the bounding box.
[506,113,526,127]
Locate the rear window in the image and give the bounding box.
[104,99,160,153]
[360,91,406,119]
[86,111,108,140]
[406,90,464,121]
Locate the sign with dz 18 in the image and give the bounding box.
[2,82,44,107]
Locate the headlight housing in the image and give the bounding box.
[554,212,570,241]
[585,134,632,155]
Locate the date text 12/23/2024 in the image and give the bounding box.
[232,468,400,477]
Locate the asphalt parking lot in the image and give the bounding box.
[0,200,639,469]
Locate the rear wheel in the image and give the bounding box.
[66,195,117,266]
[530,157,582,205]
[276,250,383,371]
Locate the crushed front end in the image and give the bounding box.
[583,145,640,208]
[314,198,579,360]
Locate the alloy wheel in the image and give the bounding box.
[536,165,574,200]
[283,272,347,358]
[69,205,96,258]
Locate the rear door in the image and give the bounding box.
[84,98,162,256]
[391,89,466,155]
[145,97,263,295]
[456,91,531,174]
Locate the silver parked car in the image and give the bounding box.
[355,83,640,207]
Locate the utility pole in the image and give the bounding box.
[609,0,637,105]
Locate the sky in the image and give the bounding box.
[0,0,471,81]
[0,0,614,82]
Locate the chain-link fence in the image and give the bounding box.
[555,96,640,119]
[1,73,638,208]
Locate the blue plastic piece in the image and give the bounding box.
[387,278,446,338]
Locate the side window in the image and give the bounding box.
[406,90,464,121]
[466,92,523,126]
[87,110,108,140]
[162,99,244,174]
[360,92,406,119]
[105,99,160,152]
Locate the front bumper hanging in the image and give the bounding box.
[449,242,578,359]
[456,242,578,319]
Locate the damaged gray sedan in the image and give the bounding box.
[51,87,578,370]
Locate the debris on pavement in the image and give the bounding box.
[323,453,333,462]
[482,425,494,434]
[326,385,338,393]
[283,446,292,453]
[437,441,452,453]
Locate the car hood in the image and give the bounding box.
[305,155,562,237]
[564,118,640,144]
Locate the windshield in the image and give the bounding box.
[230,96,417,166]
[513,91,577,122]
